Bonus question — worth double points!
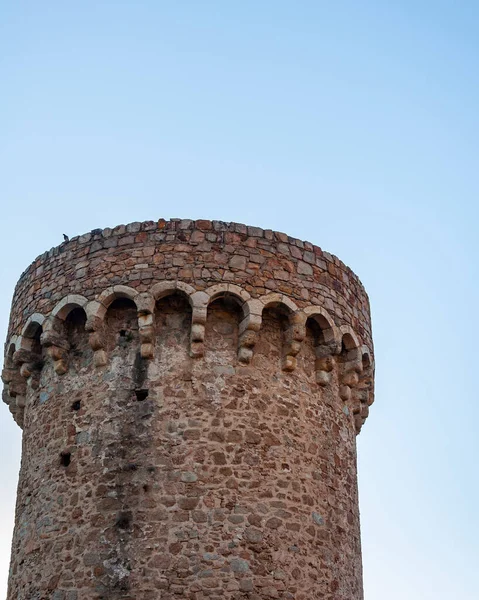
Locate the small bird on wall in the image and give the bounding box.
[63,234,69,242]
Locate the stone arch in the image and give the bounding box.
[17,313,45,358]
[204,298,242,366]
[154,288,193,372]
[339,325,361,351]
[4,338,17,363]
[3,338,19,384]
[151,280,196,305]
[40,295,90,375]
[151,281,195,356]
[2,338,25,425]
[21,313,46,333]
[96,285,141,318]
[251,294,300,371]
[87,286,155,364]
[188,284,248,361]
[19,313,45,350]
[87,285,154,329]
[47,294,90,345]
[302,306,341,354]
[51,294,89,321]
[203,284,249,365]
[205,283,251,325]
[300,307,341,386]
[260,294,301,371]
[152,282,197,358]
[338,326,362,374]
[337,326,363,418]
[260,293,298,315]
[353,348,373,434]
[205,283,250,305]
[104,296,140,355]
[3,335,20,360]
[361,345,374,369]
[359,345,375,411]
[1,338,25,422]
[12,314,46,388]
[62,306,91,372]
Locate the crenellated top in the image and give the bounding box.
[2,279,374,434]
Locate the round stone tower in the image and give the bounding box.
[2,219,374,600]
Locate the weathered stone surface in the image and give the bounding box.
[2,219,375,600]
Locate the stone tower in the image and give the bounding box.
[2,219,374,600]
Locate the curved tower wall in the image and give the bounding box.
[2,219,375,600]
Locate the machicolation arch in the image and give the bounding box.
[4,281,373,433]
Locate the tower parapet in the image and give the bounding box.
[3,219,374,599]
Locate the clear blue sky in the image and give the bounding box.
[1,2,478,598]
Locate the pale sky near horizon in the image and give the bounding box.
[1,1,478,598]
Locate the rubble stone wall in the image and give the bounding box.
[2,219,375,600]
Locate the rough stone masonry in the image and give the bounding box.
[2,219,375,600]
